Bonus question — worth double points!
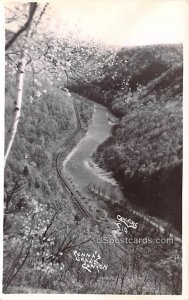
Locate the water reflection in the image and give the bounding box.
[64,105,124,201]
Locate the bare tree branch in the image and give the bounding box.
[35,3,49,29]
[65,70,69,85]
[70,67,94,86]
[3,239,33,292]
[5,3,38,51]
[42,210,59,237]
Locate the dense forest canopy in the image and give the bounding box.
[69,44,183,232]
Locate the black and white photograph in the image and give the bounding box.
[2,0,188,296]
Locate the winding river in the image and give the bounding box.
[64,104,124,201]
[63,102,181,243]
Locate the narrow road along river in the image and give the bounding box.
[64,104,124,201]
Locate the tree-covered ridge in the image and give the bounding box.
[4,70,182,295]
[69,44,183,232]
[70,44,182,102]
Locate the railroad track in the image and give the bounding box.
[55,100,130,255]
[55,101,99,227]
[55,99,181,255]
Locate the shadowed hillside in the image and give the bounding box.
[68,44,183,232]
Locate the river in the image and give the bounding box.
[64,104,124,201]
[63,102,181,243]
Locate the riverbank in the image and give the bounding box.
[64,104,124,201]
[63,98,181,245]
[68,44,183,234]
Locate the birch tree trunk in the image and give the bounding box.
[4,3,49,167]
[4,35,30,167]
[4,5,36,167]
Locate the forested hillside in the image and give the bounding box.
[69,44,183,232]
[4,67,94,291]
[5,70,181,295]
[4,1,183,294]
